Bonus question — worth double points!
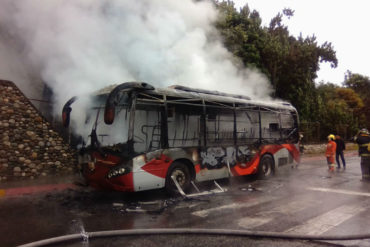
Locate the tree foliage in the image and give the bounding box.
[316,83,364,139]
[343,71,370,129]
[214,1,366,141]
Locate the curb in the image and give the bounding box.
[0,183,77,198]
[301,151,358,162]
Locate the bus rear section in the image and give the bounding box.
[63,82,300,193]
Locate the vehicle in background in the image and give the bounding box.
[62,82,300,194]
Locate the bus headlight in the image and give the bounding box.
[88,161,95,171]
[78,153,91,164]
[107,166,130,179]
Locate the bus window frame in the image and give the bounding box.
[132,91,299,153]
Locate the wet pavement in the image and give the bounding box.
[2,151,370,247]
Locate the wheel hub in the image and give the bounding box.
[262,161,272,176]
[172,170,186,186]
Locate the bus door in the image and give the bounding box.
[235,109,260,163]
[260,109,297,167]
[166,103,203,149]
[198,106,234,181]
[133,103,162,153]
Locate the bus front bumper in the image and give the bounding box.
[82,163,135,192]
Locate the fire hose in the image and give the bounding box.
[17,228,370,247]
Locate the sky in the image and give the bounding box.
[233,0,370,85]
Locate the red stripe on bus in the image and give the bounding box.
[282,144,300,162]
[141,154,173,179]
[109,173,134,192]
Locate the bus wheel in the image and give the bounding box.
[165,162,191,195]
[257,155,274,179]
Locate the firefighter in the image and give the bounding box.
[326,134,336,172]
[335,135,346,169]
[354,128,370,181]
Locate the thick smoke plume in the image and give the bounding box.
[0,0,272,113]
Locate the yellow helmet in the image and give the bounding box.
[360,128,369,135]
[328,134,335,140]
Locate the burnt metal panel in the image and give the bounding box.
[161,94,169,149]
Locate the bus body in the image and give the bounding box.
[63,82,300,193]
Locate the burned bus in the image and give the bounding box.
[62,82,300,194]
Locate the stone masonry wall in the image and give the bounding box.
[0,80,77,182]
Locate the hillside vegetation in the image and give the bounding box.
[214,1,369,141]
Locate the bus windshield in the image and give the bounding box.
[82,91,131,150]
[89,106,130,147]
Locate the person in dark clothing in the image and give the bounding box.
[354,129,370,181]
[335,135,346,169]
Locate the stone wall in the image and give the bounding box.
[0,80,77,182]
[302,142,358,155]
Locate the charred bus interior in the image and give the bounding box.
[62,82,299,192]
[133,90,298,155]
[63,82,299,159]
[88,85,296,154]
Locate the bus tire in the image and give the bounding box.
[165,162,191,195]
[257,155,274,179]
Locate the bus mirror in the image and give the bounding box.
[104,106,115,125]
[62,108,71,127]
[104,82,155,125]
[62,96,77,128]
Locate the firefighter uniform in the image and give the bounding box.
[355,129,370,181]
[326,135,337,172]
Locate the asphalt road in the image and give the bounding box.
[1,152,370,247]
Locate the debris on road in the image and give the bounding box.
[240,184,260,192]
[172,177,227,198]
[113,199,178,214]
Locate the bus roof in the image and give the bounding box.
[162,86,295,111]
[94,82,296,112]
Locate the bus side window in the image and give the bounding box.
[167,104,202,148]
[280,112,298,142]
[133,105,162,153]
[236,110,259,145]
[261,111,281,142]
[206,108,234,146]
[269,123,279,131]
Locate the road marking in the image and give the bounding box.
[308,187,370,197]
[192,197,275,218]
[238,198,318,229]
[263,199,316,216]
[175,202,203,210]
[285,203,369,235]
[238,217,272,229]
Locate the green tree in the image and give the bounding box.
[214,1,343,139]
[268,27,337,121]
[215,1,265,69]
[261,11,290,97]
[343,71,370,129]
[233,6,339,121]
[316,83,364,139]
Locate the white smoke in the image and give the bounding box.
[0,0,272,113]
